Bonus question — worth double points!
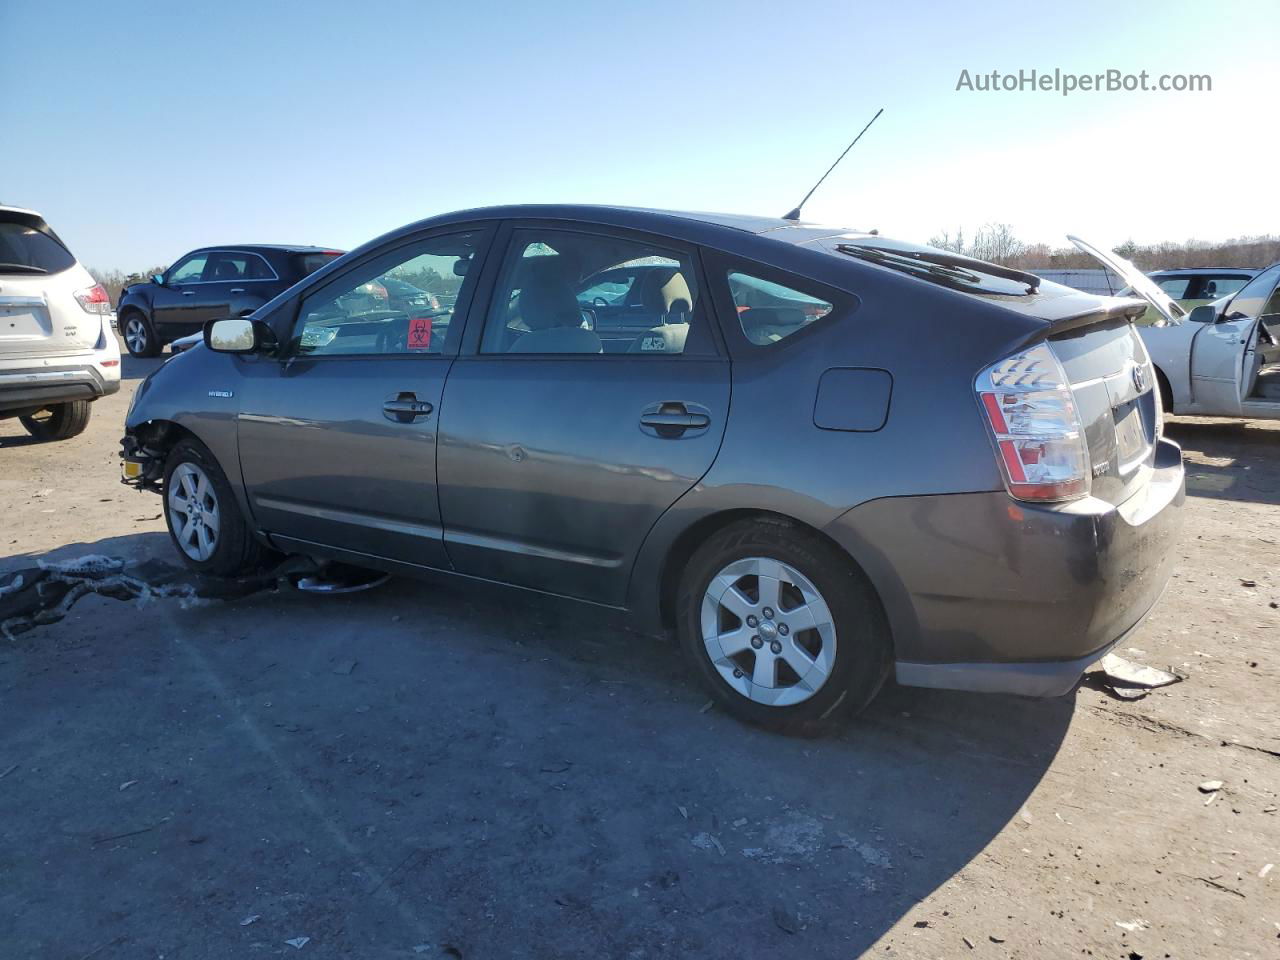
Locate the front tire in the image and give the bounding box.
[122,310,162,358]
[19,401,92,441]
[675,517,891,733]
[163,438,265,577]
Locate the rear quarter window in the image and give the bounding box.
[728,272,833,346]
[295,253,343,278]
[0,221,76,275]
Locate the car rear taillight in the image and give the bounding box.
[75,284,112,314]
[976,342,1090,502]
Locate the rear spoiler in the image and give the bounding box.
[1041,298,1148,337]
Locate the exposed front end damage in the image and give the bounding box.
[120,420,179,492]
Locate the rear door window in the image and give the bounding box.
[480,229,714,356]
[296,252,344,278]
[728,272,833,346]
[0,221,76,275]
[1195,275,1250,301]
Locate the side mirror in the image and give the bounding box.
[204,317,274,354]
[1187,304,1218,324]
[152,274,165,286]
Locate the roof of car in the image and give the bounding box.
[1147,267,1258,276]
[418,204,869,246]
[187,243,343,255]
[0,204,43,218]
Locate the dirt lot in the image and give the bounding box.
[1,347,1277,959]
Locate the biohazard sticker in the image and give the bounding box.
[408,316,433,350]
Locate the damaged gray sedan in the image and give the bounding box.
[120,205,1185,730]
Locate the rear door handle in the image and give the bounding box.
[383,393,433,423]
[640,412,710,429]
[229,287,245,294]
[181,290,195,296]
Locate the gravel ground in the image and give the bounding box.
[1,347,1277,959]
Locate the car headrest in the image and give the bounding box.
[518,272,581,330]
[640,269,693,318]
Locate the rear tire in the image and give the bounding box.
[19,401,92,441]
[675,517,891,734]
[162,438,265,577]
[122,310,162,358]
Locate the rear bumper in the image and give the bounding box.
[0,358,120,414]
[826,438,1186,696]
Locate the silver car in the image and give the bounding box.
[121,206,1185,731]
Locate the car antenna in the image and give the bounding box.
[782,107,884,221]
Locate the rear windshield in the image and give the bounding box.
[294,252,343,278]
[823,235,1040,297]
[0,220,76,275]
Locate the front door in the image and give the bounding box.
[235,228,490,568]
[437,224,730,605]
[1190,265,1280,414]
[152,252,211,334]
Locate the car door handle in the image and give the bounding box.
[639,402,712,437]
[229,287,245,294]
[640,412,710,429]
[383,395,433,423]
[181,290,195,296]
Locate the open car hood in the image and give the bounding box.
[1067,235,1186,326]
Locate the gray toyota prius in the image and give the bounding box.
[120,205,1185,730]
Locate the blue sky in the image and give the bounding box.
[2,0,1276,270]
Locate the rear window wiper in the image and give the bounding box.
[0,262,48,274]
[835,244,1040,295]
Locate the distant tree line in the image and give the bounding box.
[89,266,168,308]
[929,224,1280,271]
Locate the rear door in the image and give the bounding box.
[0,211,99,359]
[437,222,730,605]
[235,227,492,568]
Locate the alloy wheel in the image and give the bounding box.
[168,462,220,562]
[124,316,149,354]
[700,556,838,706]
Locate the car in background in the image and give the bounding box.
[0,205,119,441]
[116,244,343,357]
[1068,239,1280,420]
[121,206,1184,731]
[1116,267,1256,325]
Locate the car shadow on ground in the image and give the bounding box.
[2,532,1073,958]
[1164,418,1280,506]
[119,350,165,382]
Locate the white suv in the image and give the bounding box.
[0,206,120,440]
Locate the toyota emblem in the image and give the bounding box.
[1132,363,1149,393]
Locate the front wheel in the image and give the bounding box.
[122,311,162,358]
[19,400,92,441]
[163,438,265,576]
[676,518,891,733]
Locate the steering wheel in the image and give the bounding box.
[592,296,609,309]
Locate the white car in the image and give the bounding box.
[0,206,120,440]
[1070,237,1280,421]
